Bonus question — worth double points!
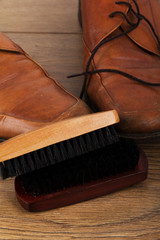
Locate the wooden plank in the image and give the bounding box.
[6,32,84,97]
[0,0,81,33]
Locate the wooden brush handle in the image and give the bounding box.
[0,110,119,162]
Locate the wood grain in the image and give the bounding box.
[0,0,81,33]
[0,0,160,239]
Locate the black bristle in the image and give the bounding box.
[1,126,119,179]
[58,142,68,161]
[19,138,139,196]
[26,153,35,172]
[4,159,15,178]
[44,146,54,164]
[70,137,84,155]
[19,155,29,174]
[65,141,76,159]
[50,144,60,163]
[80,137,89,154]
[0,162,7,179]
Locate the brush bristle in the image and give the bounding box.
[19,138,139,196]
[0,126,119,179]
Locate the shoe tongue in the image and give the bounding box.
[82,0,160,56]
[0,32,23,53]
[82,0,129,52]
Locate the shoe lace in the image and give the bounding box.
[68,0,160,99]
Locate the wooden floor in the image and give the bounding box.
[0,0,160,239]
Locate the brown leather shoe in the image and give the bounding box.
[79,0,160,139]
[0,32,90,139]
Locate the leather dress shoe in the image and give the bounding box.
[79,0,160,139]
[0,32,90,139]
